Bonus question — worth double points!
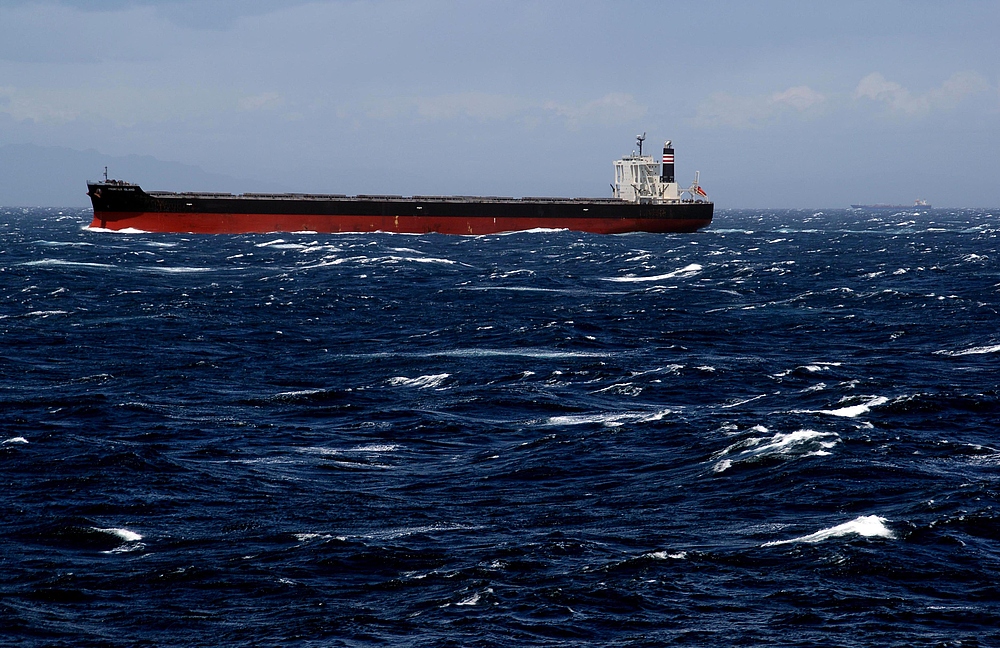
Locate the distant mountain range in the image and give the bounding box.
[0,143,287,207]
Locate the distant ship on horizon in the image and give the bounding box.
[850,199,932,210]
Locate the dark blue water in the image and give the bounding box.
[2,207,999,646]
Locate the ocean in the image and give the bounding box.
[2,207,998,646]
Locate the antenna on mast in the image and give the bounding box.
[103,166,108,182]
[636,132,646,156]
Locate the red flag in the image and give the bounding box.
[695,186,707,197]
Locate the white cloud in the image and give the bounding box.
[853,71,990,115]
[692,85,826,128]
[770,86,826,111]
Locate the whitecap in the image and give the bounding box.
[363,523,479,541]
[461,286,564,293]
[93,527,142,542]
[387,373,450,389]
[275,388,326,398]
[935,344,1000,357]
[492,269,535,278]
[425,348,606,359]
[352,444,399,452]
[141,266,213,273]
[646,550,687,560]
[762,515,894,546]
[36,240,94,247]
[714,459,733,473]
[3,437,28,444]
[713,429,840,473]
[256,239,287,247]
[604,263,703,282]
[814,396,888,418]
[26,310,68,317]
[774,362,843,378]
[753,430,839,454]
[591,382,643,396]
[547,408,670,427]
[396,256,455,265]
[22,259,114,269]
[721,394,766,408]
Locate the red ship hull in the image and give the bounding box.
[89,210,711,235]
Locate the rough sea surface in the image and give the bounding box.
[2,207,999,646]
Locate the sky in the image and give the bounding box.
[1,0,999,208]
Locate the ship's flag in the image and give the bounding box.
[695,186,707,197]
[662,154,674,164]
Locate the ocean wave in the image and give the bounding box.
[713,429,840,473]
[92,527,143,543]
[21,259,115,269]
[297,254,456,269]
[763,515,894,546]
[140,266,214,273]
[645,550,687,560]
[773,362,842,378]
[935,344,1000,357]
[35,240,94,247]
[387,373,450,389]
[547,408,670,427]
[25,310,69,317]
[604,263,703,282]
[804,396,888,418]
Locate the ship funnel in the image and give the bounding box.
[661,141,674,183]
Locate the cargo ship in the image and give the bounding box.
[850,199,932,211]
[87,135,712,235]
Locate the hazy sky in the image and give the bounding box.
[1,0,998,207]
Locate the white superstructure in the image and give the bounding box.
[613,134,708,204]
